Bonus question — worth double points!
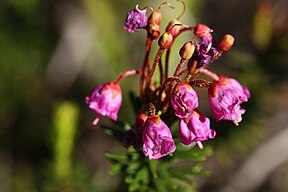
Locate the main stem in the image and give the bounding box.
[145,48,164,91]
[140,37,153,96]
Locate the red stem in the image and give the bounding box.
[159,57,164,85]
[176,0,186,20]
[160,77,181,112]
[157,2,175,11]
[140,37,153,96]
[149,103,156,116]
[173,58,186,76]
[178,68,188,76]
[179,26,196,34]
[164,26,195,81]
[164,47,171,80]
[146,48,164,90]
[114,69,141,84]
[184,60,198,82]
[199,68,219,81]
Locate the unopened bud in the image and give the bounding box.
[179,41,195,59]
[148,11,162,25]
[194,24,212,38]
[147,24,160,39]
[158,32,173,49]
[135,113,148,128]
[166,19,181,37]
[217,34,234,51]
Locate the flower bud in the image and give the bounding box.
[158,32,173,49]
[217,34,235,51]
[135,113,148,128]
[194,23,212,38]
[179,41,195,59]
[147,23,160,39]
[148,11,162,25]
[166,19,181,37]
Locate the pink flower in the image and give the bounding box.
[171,82,199,119]
[123,114,148,150]
[208,76,251,125]
[86,82,122,125]
[124,5,147,33]
[142,115,176,160]
[179,110,216,148]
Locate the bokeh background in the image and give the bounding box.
[1,0,288,191]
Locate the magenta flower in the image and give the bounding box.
[191,35,219,69]
[208,76,251,125]
[179,110,216,149]
[124,5,147,33]
[171,82,199,119]
[86,82,122,125]
[142,115,176,160]
[123,114,148,150]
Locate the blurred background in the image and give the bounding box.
[0,0,288,191]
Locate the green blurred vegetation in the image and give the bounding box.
[0,0,288,191]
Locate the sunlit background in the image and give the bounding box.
[1,0,288,191]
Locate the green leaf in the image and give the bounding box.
[126,162,141,174]
[170,170,191,185]
[125,175,134,184]
[125,167,150,192]
[154,178,166,192]
[170,163,211,177]
[108,163,123,175]
[136,167,149,185]
[173,145,213,161]
[105,152,128,161]
[149,160,158,179]
[156,163,176,191]
[128,182,140,192]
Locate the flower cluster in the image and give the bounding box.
[86,2,250,160]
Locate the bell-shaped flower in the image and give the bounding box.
[86,82,122,125]
[179,110,216,148]
[142,115,176,160]
[124,5,147,33]
[171,82,199,119]
[208,76,251,125]
[123,114,148,150]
